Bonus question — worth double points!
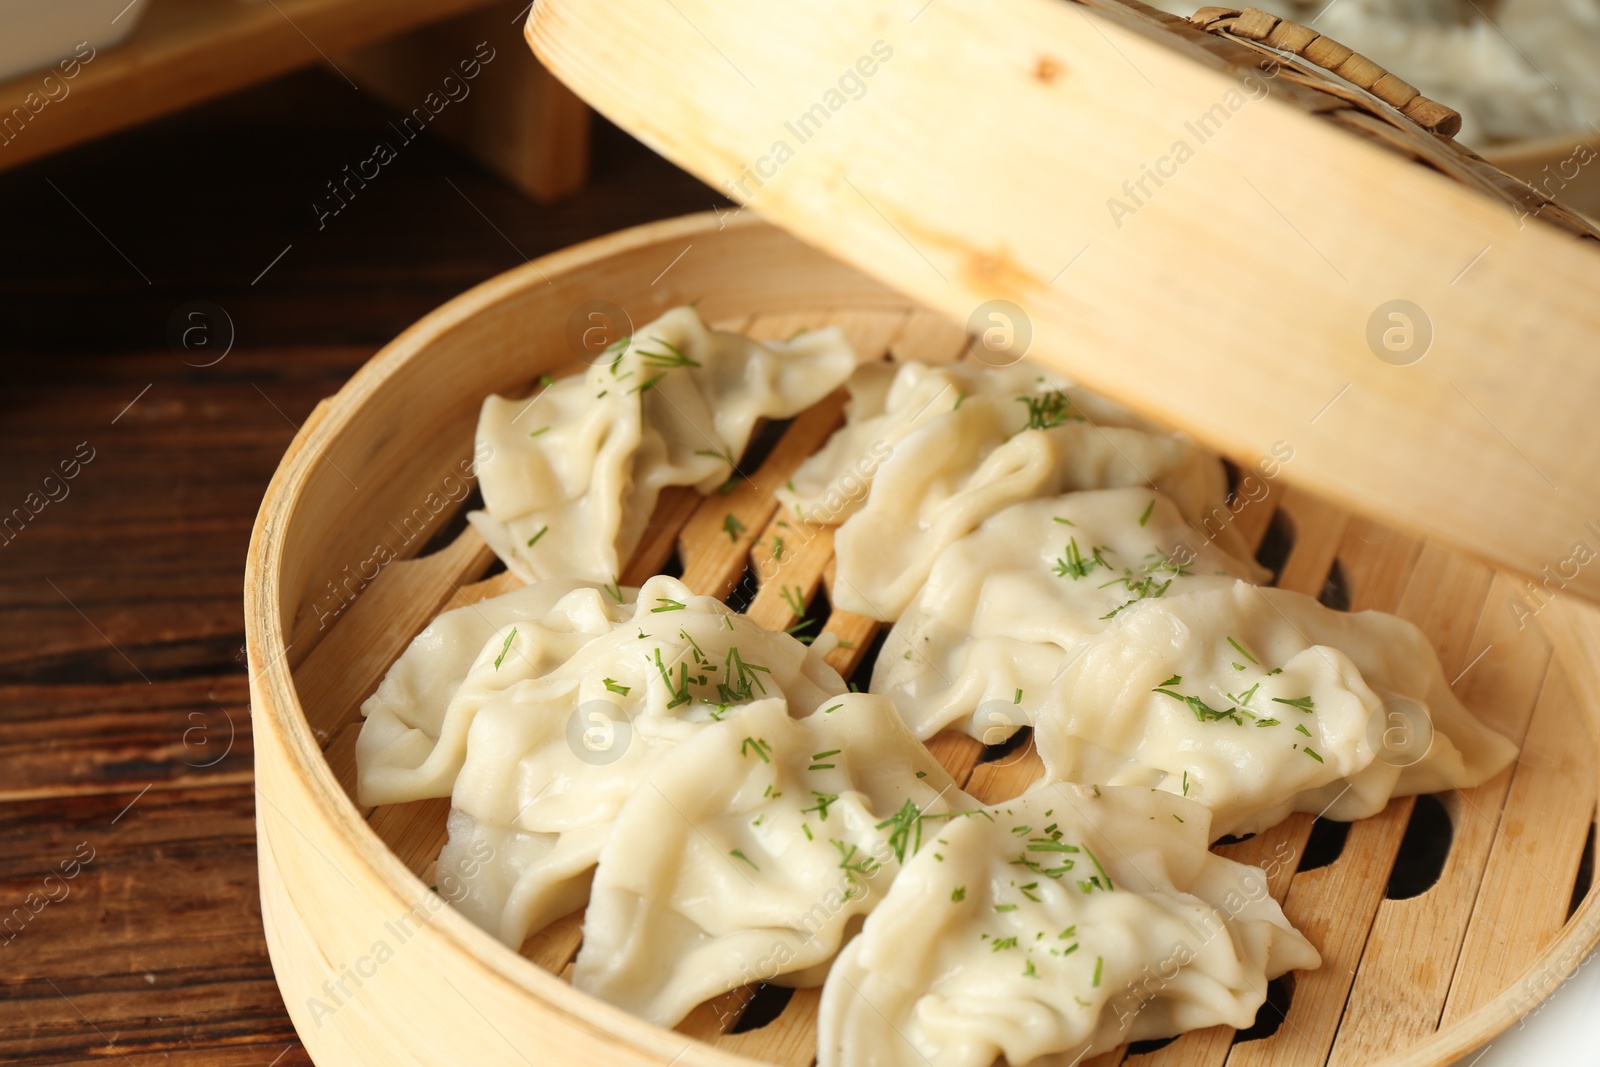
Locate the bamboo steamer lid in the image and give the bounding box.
[526,0,1600,605]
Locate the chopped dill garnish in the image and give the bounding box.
[526,525,549,548]
[1054,537,1112,580]
[603,578,623,603]
[802,791,839,821]
[741,737,772,762]
[722,513,746,542]
[1153,685,1245,725]
[951,886,966,902]
[694,448,734,468]
[730,848,759,870]
[1098,551,1192,619]
[603,677,630,696]
[876,798,924,863]
[716,645,771,704]
[494,628,517,670]
[1272,695,1316,713]
[1229,682,1261,706]
[653,648,692,709]
[1076,843,1114,894]
[1015,389,1080,431]
[1304,747,1325,763]
[1138,500,1155,526]
[833,839,879,891]
[636,338,702,368]
[1227,636,1259,664]
[650,598,686,613]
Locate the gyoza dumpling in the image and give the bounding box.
[817,786,1321,1067]
[874,489,1263,742]
[775,360,1174,528]
[1033,582,1519,837]
[829,384,1259,620]
[572,693,961,1027]
[776,361,1066,524]
[470,306,867,584]
[434,576,848,948]
[357,577,607,806]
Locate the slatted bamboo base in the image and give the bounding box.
[247,212,1600,1067]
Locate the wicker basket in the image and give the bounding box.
[247,209,1600,1067]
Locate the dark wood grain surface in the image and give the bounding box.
[0,64,717,1064]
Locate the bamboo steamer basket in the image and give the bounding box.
[247,2,1600,1064]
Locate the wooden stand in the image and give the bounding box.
[338,0,590,203]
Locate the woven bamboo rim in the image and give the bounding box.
[1190,5,1462,136]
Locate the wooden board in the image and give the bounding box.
[526,0,1600,610]
[247,212,1600,1067]
[0,0,588,203]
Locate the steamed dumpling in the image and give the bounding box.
[817,786,1321,1066]
[777,361,1080,525]
[776,360,1179,528]
[432,575,847,947]
[356,577,605,806]
[873,489,1264,742]
[470,306,867,584]
[1033,582,1518,837]
[573,693,960,1026]
[829,382,1259,621]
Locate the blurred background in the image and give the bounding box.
[0,0,1595,1063]
[0,1,723,1062]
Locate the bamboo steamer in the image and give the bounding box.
[248,210,1600,1067]
[250,0,1600,1062]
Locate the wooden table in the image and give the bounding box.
[0,65,717,1064]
